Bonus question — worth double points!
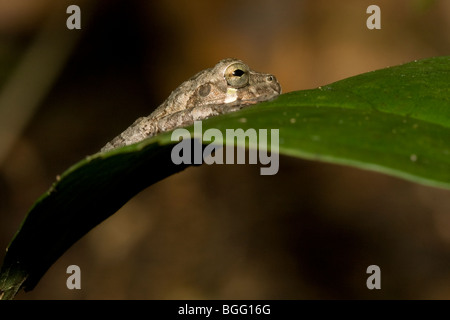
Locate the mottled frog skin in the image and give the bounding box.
[101,58,281,152]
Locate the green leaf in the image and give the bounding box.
[1,56,449,299]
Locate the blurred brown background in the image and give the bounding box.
[0,0,449,299]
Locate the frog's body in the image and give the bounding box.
[101,58,281,152]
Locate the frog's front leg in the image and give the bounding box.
[154,102,248,134]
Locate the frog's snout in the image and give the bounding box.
[266,74,282,95]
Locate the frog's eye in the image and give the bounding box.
[224,62,249,88]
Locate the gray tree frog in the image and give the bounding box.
[101,58,281,152]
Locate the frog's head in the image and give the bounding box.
[218,58,281,105]
[189,58,281,108]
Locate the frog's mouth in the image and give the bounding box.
[224,87,239,104]
[224,81,281,105]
